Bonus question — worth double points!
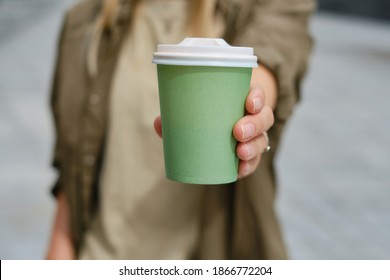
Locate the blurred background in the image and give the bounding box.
[0,0,389,259]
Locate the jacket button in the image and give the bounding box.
[89,94,100,105]
[84,155,96,166]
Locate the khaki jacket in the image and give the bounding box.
[51,0,315,258]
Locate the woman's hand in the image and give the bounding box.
[234,65,277,178]
[154,66,277,180]
[233,85,274,178]
[46,192,75,260]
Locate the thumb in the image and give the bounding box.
[153,116,162,138]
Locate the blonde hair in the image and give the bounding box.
[87,0,217,76]
[187,0,218,37]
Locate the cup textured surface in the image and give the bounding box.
[153,38,257,184]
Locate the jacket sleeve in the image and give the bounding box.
[49,15,68,198]
[232,0,315,121]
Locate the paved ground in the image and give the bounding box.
[276,14,390,259]
[0,0,76,259]
[1,1,390,259]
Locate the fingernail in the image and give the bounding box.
[243,161,250,175]
[253,97,262,112]
[245,144,254,159]
[241,123,255,139]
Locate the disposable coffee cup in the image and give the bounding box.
[153,38,258,184]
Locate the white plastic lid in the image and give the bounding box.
[152,38,258,68]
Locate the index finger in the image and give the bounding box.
[245,85,265,115]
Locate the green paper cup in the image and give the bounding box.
[153,38,258,184]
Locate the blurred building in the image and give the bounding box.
[318,0,390,21]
